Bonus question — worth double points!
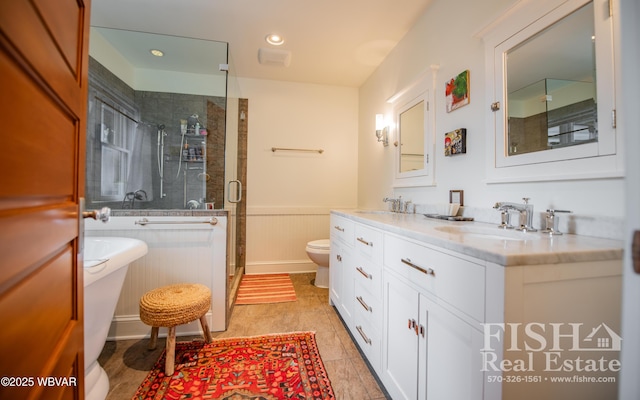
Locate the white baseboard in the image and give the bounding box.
[106,311,221,341]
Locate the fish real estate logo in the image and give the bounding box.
[481,322,622,374]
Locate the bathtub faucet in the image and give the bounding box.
[186,200,201,209]
[122,189,148,209]
[134,190,147,200]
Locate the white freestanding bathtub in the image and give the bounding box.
[83,237,148,400]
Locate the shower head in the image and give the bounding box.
[158,124,165,130]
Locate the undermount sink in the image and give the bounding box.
[434,225,541,241]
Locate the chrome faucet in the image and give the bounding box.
[383,196,401,212]
[493,198,537,232]
[383,196,413,213]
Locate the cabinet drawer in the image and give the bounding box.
[384,234,485,322]
[354,223,383,261]
[353,312,382,371]
[330,214,354,246]
[353,256,382,297]
[353,280,383,328]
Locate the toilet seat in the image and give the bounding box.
[306,239,330,250]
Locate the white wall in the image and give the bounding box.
[237,77,358,273]
[358,0,625,219]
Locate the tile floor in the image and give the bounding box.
[98,273,390,399]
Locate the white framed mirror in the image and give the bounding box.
[390,70,435,187]
[481,0,621,182]
[399,98,426,174]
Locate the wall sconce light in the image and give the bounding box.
[375,114,389,146]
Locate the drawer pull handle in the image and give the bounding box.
[356,266,372,279]
[336,254,342,262]
[357,237,373,247]
[334,225,345,232]
[356,296,372,312]
[401,258,435,276]
[420,324,426,338]
[356,325,372,345]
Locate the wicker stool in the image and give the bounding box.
[139,283,213,375]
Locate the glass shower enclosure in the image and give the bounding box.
[85,27,246,317]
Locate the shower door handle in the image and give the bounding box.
[227,180,242,203]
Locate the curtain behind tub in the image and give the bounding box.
[125,123,154,201]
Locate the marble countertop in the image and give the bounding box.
[332,210,623,267]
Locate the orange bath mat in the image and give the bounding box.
[235,273,297,305]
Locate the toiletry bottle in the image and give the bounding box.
[182,143,189,160]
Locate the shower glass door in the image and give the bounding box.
[224,58,247,311]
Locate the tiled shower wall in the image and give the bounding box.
[86,57,226,210]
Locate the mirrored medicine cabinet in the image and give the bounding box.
[482,0,620,182]
[390,69,435,187]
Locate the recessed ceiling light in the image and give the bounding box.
[265,34,284,46]
[150,49,164,57]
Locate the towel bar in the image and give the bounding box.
[134,217,218,226]
[271,147,324,154]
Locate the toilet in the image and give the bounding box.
[305,239,330,288]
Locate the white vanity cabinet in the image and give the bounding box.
[382,233,485,400]
[329,210,622,400]
[330,214,355,328]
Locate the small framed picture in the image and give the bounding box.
[444,128,466,156]
[445,70,470,113]
[449,190,464,206]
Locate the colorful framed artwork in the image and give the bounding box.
[444,128,466,156]
[445,70,470,113]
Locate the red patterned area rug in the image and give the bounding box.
[133,331,335,400]
[235,274,297,305]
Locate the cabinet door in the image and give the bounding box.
[330,240,354,326]
[382,273,420,400]
[329,239,343,306]
[422,295,484,400]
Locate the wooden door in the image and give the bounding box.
[0,0,91,399]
